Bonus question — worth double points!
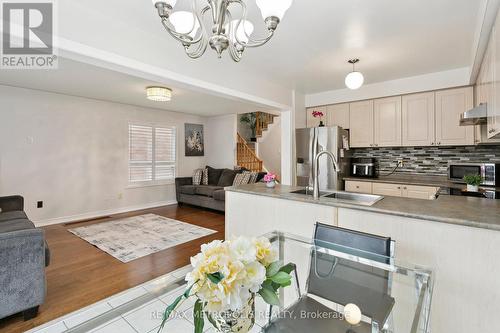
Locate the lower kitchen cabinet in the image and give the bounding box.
[345,180,439,200]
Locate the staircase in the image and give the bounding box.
[255,112,276,138]
[236,112,277,172]
[237,133,263,172]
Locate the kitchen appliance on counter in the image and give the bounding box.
[350,158,376,178]
[448,163,500,186]
[440,186,500,200]
[296,126,351,191]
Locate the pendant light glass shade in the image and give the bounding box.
[255,0,293,20]
[345,71,364,90]
[146,86,172,102]
[169,11,199,37]
[226,20,254,44]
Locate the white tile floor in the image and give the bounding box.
[25,268,267,333]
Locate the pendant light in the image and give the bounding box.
[345,59,364,90]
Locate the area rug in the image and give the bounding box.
[69,213,217,263]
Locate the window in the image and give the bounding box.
[129,124,176,184]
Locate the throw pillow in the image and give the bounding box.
[248,172,259,184]
[206,166,224,185]
[233,172,252,186]
[202,168,208,185]
[217,169,239,187]
[192,168,204,185]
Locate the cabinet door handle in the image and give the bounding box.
[403,187,407,190]
[356,186,360,189]
[397,186,401,189]
[431,142,435,145]
[438,142,441,145]
[489,129,496,133]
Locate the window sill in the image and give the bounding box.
[126,181,175,189]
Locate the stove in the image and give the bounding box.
[440,187,500,200]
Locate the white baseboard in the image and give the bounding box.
[34,200,178,227]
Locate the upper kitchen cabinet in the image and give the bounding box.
[326,103,350,129]
[349,100,374,147]
[374,96,402,147]
[306,106,326,128]
[491,11,500,139]
[435,87,474,146]
[402,92,435,146]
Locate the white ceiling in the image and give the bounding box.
[0,58,276,116]
[65,0,483,95]
[0,0,484,116]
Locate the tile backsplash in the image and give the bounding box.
[351,146,500,176]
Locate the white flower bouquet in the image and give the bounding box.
[159,236,295,333]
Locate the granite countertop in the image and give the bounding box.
[343,174,500,191]
[225,183,500,231]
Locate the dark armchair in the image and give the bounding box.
[0,195,49,320]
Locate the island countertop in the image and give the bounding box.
[225,183,500,231]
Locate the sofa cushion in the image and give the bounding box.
[0,218,35,233]
[206,166,224,185]
[217,169,239,187]
[233,172,251,186]
[0,211,28,222]
[213,189,226,201]
[179,185,197,195]
[195,185,223,197]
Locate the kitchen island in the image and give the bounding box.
[225,183,500,333]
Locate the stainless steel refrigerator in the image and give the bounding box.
[296,126,351,191]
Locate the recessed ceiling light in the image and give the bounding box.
[146,86,172,102]
[345,59,364,90]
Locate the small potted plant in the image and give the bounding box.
[463,174,482,192]
[312,110,325,127]
[263,172,277,188]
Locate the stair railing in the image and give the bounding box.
[237,133,263,172]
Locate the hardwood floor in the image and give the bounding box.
[0,204,225,333]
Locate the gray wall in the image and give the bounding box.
[352,145,500,176]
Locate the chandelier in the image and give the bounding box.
[151,0,293,62]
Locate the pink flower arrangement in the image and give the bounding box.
[263,172,277,183]
[312,110,324,118]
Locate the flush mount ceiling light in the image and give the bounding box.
[146,86,172,102]
[345,59,365,90]
[151,0,293,62]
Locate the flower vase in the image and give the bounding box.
[318,120,325,127]
[207,295,255,333]
[467,184,479,192]
[266,180,276,188]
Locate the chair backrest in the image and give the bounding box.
[313,223,393,263]
[307,223,395,325]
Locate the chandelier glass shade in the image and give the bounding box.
[151,0,293,62]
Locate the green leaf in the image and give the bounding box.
[270,272,292,285]
[279,263,295,274]
[194,300,204,333]
[258,285,280,306]
[207,272,224,285]
[183,283,196,298]
[266,261,281,277]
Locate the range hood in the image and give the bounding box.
[459,103,487,126]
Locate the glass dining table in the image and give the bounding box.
[62,231,433,333]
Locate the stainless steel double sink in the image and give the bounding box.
[287,189,384,206]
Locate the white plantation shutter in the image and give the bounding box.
[155,126,176,180]
[129,124,176,183]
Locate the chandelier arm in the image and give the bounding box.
[184,5,211,59]
[161,18,202,46]
[230,0,275,48]
[224,9,243,62]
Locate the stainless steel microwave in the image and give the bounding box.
[448,163,499,186]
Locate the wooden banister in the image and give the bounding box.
[237,133,263,172]
[255,112,275,138]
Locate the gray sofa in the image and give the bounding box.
[176,167,265,212]
[0,196,50,320]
